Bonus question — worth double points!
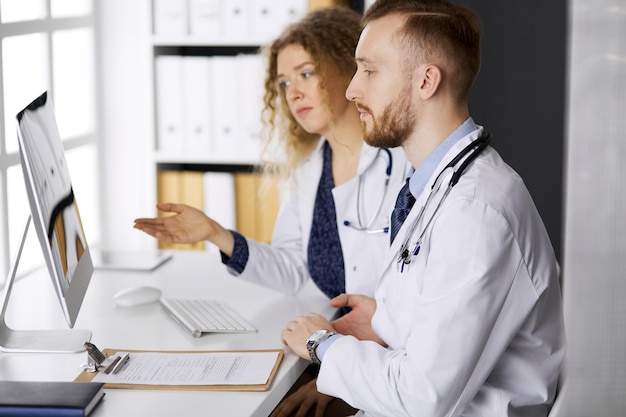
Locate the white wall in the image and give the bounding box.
[551,1,626,415]
[96,0,157,251]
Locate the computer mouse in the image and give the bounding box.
[113,286,162,307]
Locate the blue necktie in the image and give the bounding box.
[390,179,416,244]
[308,142,345,300]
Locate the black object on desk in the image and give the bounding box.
[0,380,105,417]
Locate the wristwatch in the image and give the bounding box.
[306,329,337,364]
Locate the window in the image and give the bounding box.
[0,0,98,283]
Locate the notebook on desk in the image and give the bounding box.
[0,380,105,416]
[160,298,257,338]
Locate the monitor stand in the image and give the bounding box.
[0,216,91,353]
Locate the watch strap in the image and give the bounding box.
[306,330,337,364]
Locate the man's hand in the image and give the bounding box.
[270,378,334,417]
[281,313,335,360]
[331,294,386,346]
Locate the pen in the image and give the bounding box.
[111,353,131,374]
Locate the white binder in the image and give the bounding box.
[182,56,213,156]
[153,0,188,35]
[250,0,280,44]
[222,0,251,41]
[237,53,264,162]
[155,55,184,154]
[280,0,308,31]
[188,0,221,38]
[251,0,308,44]
[203,172,236,237]
[211,56,240,159]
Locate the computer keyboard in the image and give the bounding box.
[160,298,257,338]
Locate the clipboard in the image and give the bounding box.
[75,348,284,391]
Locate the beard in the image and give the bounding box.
[361,88,416,149]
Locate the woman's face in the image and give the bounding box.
[276,44,345,137]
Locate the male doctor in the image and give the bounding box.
[281,1,566,416]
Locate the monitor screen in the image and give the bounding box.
[15,91,93,329]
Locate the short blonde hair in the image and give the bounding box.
[364,0,482,103]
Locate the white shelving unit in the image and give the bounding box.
[147,1,312,247]
[150,1,309,165]
[96,0,360,251]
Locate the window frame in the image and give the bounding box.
[0,3,98,284]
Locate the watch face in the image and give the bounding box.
[309,329,327,343]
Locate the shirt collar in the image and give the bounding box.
[409,117,477,197]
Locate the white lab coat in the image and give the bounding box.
[234,138,410,296]
[317,127,566,417]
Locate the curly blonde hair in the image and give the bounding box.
[259,7,362,180]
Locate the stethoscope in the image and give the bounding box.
[396,132,492,273]
[343,148,393,234]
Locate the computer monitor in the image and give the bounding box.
[0,91,92,353]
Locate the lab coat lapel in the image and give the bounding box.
[383,128,484,269]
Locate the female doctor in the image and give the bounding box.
[134,7,409,417]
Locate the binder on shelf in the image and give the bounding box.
[251,0,280,43]
[182,56,213,156]
[156,54,266,161]
[211,56,240,159]
[153,0,188,35]
[155,55,184,154]
[182,171,205,251]
[221,0,251,41]
[234,173,259,242]
[234,173,280,243]
[251,0,307,43]
[237,53,264,161]
[188,0,221,38]
[280,0,308,31]
[204,172,236,233]
[257,175,281,244]
[156,171,179,251]
[308,0,351,11]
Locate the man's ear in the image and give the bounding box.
[417,64,442,100]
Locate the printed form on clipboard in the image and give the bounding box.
[82,349,284,391]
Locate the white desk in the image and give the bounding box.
[0,251,336,417]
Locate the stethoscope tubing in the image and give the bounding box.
[397,132,492,270]
[344,148,393,234]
